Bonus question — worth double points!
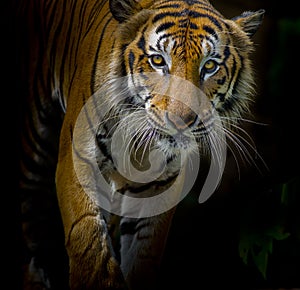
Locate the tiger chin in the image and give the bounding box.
[17,0,265,289]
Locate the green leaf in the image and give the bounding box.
[239,224,290,279]
[266,224,290,241]
[251,238,272,280]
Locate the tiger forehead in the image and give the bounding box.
[143,6,226,54]
[145,15,224,58]
[149,0,225,31]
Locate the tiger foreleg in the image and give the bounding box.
[119,209,176,290]
[66,212,126,290]
[55,144,127,289]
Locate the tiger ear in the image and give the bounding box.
[232,9,265,37]
[109,0,143,22]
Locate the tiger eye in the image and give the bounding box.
[150,55,165,66]
[204,60,216,72]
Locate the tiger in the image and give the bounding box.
[16,0,265,289]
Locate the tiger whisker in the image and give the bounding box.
[212,124,244,177]
[117,113,151,172]
[220,115,269,127]
[137,126,156,166]
[103,107,145,137]
[131,120,151,164]
[217,122,268,174]
[220,118,258,150]
[220,116,269,169]
[207,128,226,172]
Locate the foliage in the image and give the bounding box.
[238,176,300,279]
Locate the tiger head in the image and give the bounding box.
[105,0,265,158]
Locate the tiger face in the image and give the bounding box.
[107,0,264,158]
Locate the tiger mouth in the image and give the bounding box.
[163,133,192,149]
[149,117,215,151]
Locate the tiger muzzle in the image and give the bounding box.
[150,94,202,132]
[164,103,198,131]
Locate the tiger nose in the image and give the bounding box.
[165,111,198,130]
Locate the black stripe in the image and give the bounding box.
[88,0,107,25]
[217,76,226,85]
[220,94,238,112]
[221,43,231,76]
[49,0,66,71]
[128,50,135,74]
[183,0,199,4]
[202,25,218,39]
[223,45,231,60]
[124,174,177,194]
[188,11,223,30]
[120,220,138,235]
[138,54,145,64]
[230,55,244,98]
[217,92,226,102]
[116,44,128,77]
[72,1,89,69]
[189,22,199,29]
[91,15,113,93]
[155,22,176,34]
[96,138,113,164]
[152,11,184,23]
[219,56,238,110]
[156,33,175,50]
[67,65,78,101]
[59,1,77,97]
[211,52,221,59]
[137,27,147,53]
[45,0,60,37]
[152,9,223,31]
[193,4,224,18]
[154,3,180,9]
[228,56,237,89]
